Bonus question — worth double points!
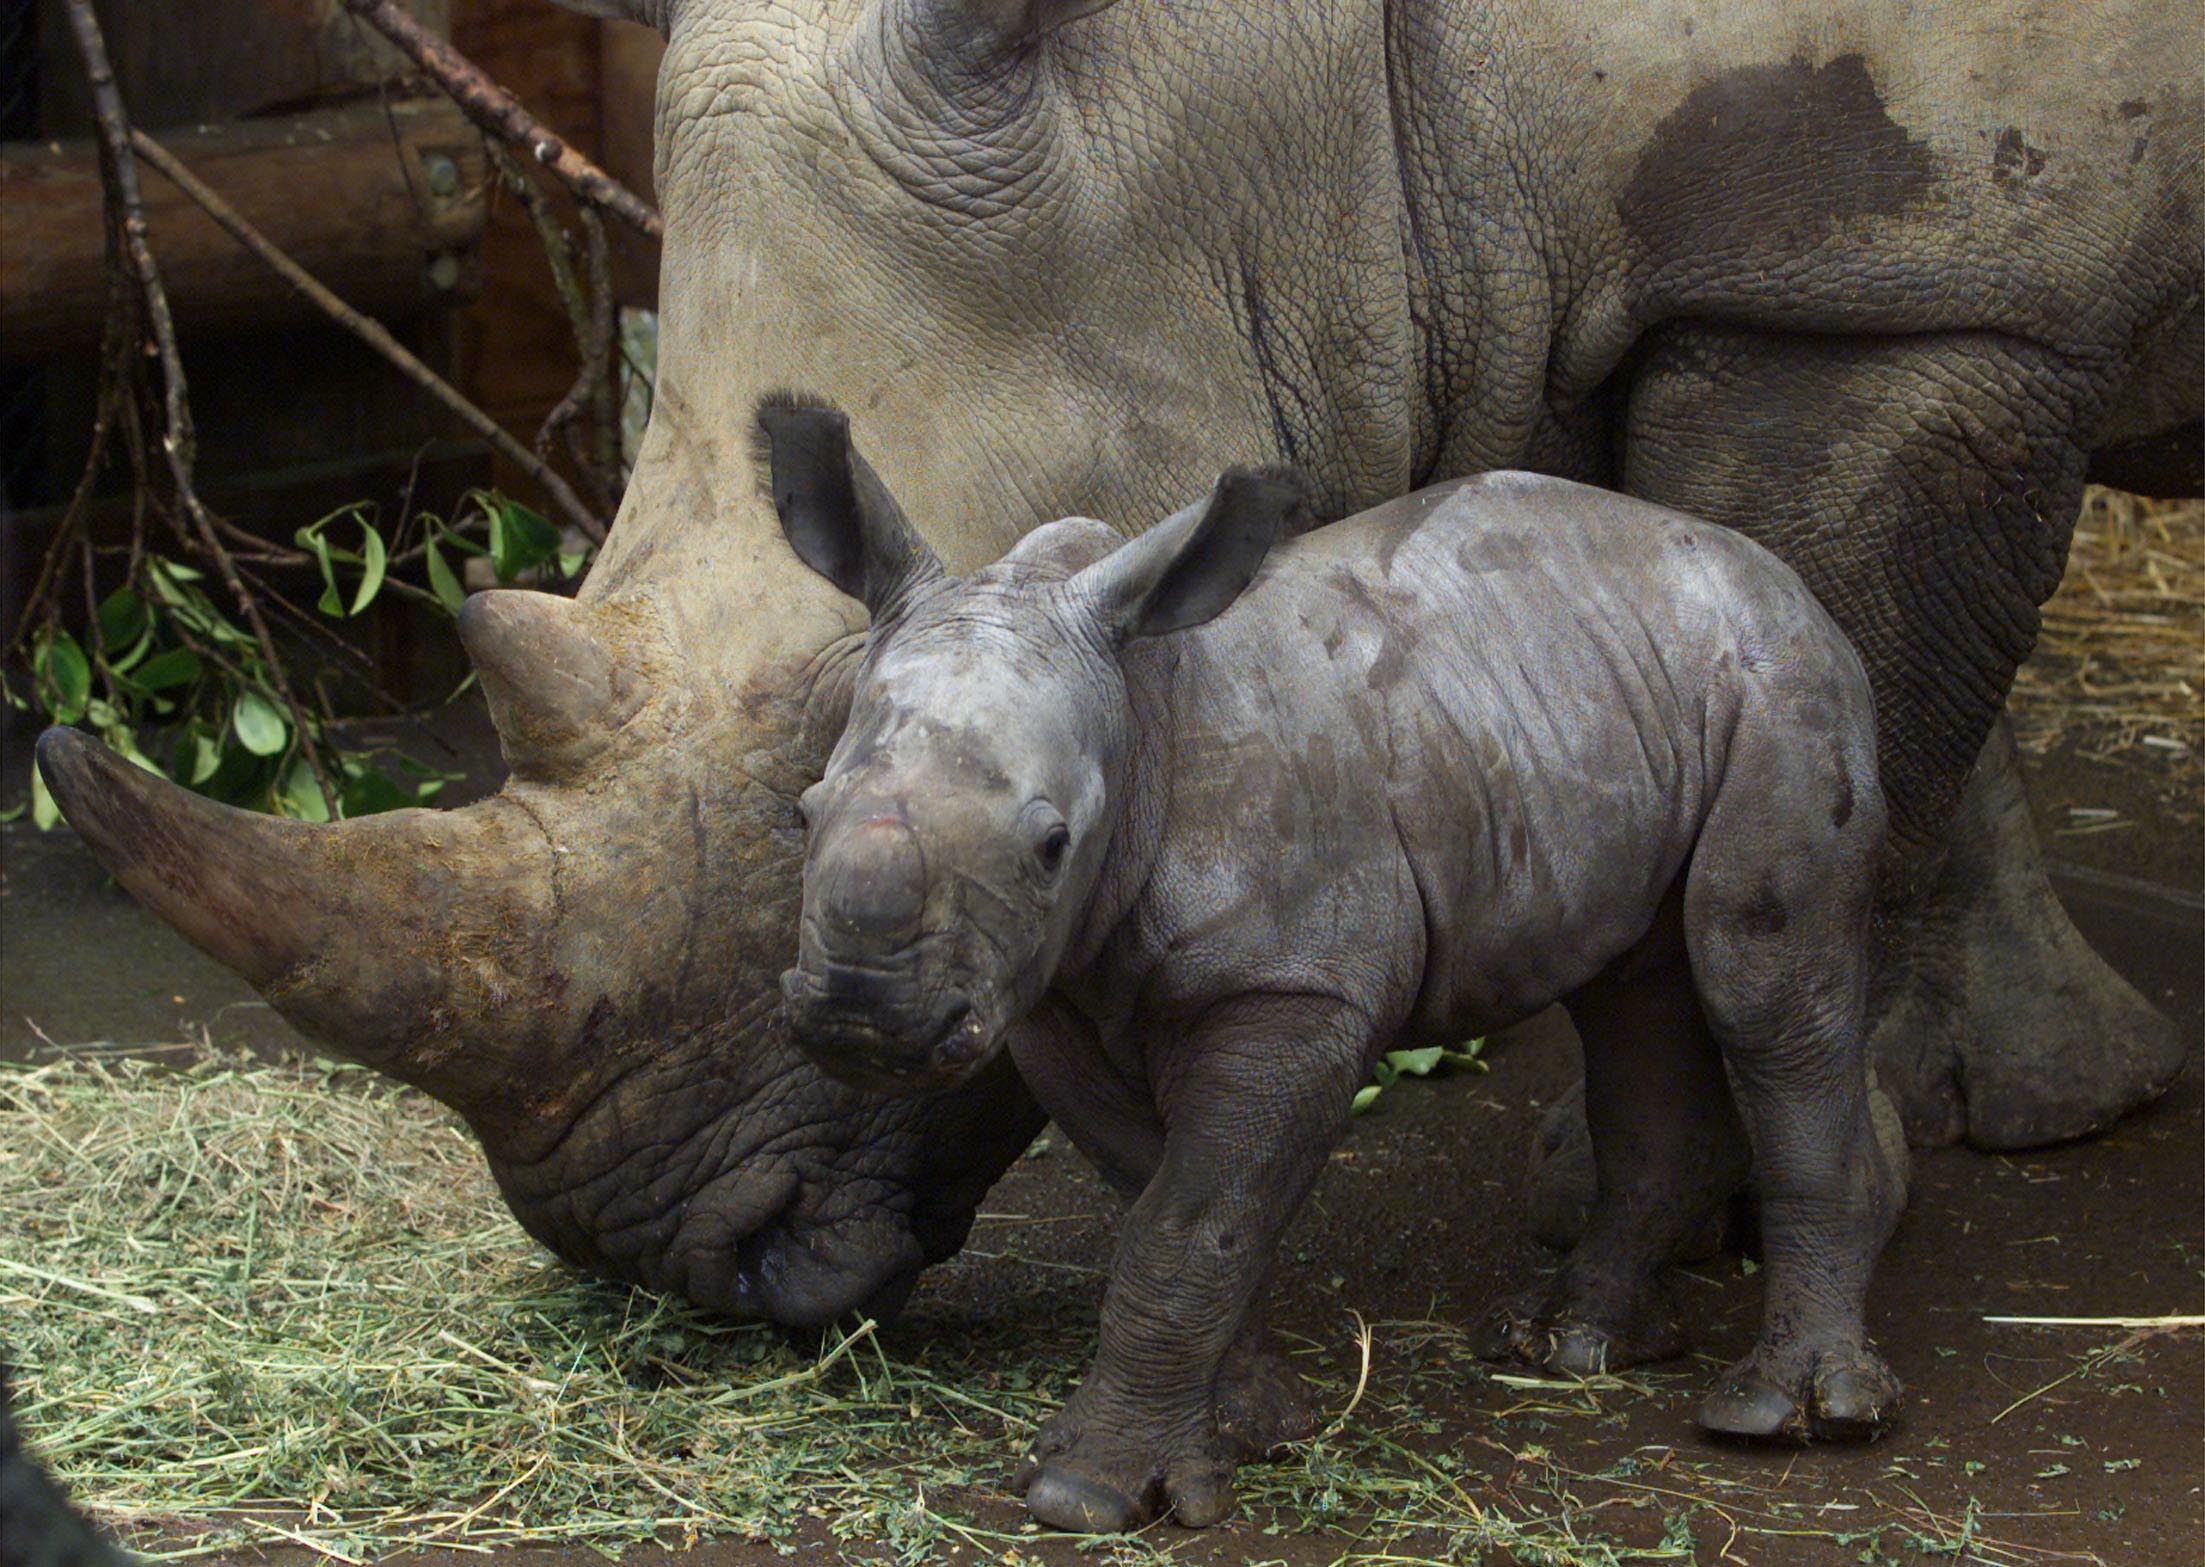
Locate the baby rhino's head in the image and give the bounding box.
[759,398,1307,1092]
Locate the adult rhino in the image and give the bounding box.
[40,0,2199,1333]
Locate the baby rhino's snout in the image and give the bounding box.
[818,812,927,947]
[783,812,986,1090]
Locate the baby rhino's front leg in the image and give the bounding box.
[1015,995,1371,1532]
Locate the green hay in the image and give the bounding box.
[6,1047,1991,1566]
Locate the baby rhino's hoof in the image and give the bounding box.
[1216,1339,1319,1458]
[1476,1294,1689,1376]
[1019,1465,1143,1534]
[1697,1346,1901,1443]
[1013,1435,1238,1533]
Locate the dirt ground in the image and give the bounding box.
[2,712,2199,1567]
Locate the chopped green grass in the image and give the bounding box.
[1,1047,1811,1564]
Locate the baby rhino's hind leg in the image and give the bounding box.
[1482,951,1749,1375]
[1687,714,1903,1443]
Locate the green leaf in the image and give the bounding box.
[144,559,198,604]
[98,587,148,649]
[423,534,466,614]
[104,620,154,675]
[489,496,560,580]
[349,521,388,615]
[1383,1046,1447,1078]
[30,756,59,830]
[187,730,222,785]
[293,507,390,617]
[312,547,343,615]
[277,756,331,822]
[1349,1084,1382,1116]
[1370,1060,1398,1088]
[558,548,589,581]
[231,689,290,756]
[95,723,160,774]
[131,648,203,691]
[339,766,411,818]
[35,629,91,724]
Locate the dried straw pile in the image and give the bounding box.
[1,1049,1689,1565]
[2009,488,2204,819]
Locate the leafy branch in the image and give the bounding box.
[12,1,650,826]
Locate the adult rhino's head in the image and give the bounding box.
[38,0,1383,1325]
[759,402,1303,1090]
[598,0,1403,547]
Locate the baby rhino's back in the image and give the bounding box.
[1167,472,1873,1034]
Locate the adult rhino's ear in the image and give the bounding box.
[545,0,677,34]
[756,397,944,625]
[1074,467,1307,642]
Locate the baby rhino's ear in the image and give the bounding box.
[755,397,944,625]
[1074,467,1304,641]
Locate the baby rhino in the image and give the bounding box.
[764,401,1904,1534]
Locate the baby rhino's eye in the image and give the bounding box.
[1035,820,1071,876]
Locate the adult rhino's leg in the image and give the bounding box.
[1613,322,2187,1151]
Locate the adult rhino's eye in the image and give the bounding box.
[1036,821,1071,876]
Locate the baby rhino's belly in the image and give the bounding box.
[1397,812,1699,1048]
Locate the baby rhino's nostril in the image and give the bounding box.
[932,1001,989,1070]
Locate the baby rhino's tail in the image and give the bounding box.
[1,1363,139,1567]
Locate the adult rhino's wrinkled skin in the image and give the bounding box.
[770,406,1903,1530]
[37,0,2202,1327]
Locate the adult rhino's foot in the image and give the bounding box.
[1697,1340,1901,1444]
[1871,722,2187,1149]
[1475,1279,1690,1377]
[1012,1394,1234,1532]
[1215,1332,1318,1458]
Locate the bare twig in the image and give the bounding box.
[574,206,622,504]
[6,221,140,665]
[1984,1313,2205,1329]
[485,141,620,517]
[128,128,608,544]
[342,0,664,242]
[63,0,339,817]
[1987,1328,2150,1426]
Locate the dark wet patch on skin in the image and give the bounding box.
[1739,879,1791,936]
[1367,630,1412,690]
[1833,772,1855,830]
[1372,512,1430,579]
[1326,568,1420,690]
[1992,126,2049,185]
[1619,53,1937,259]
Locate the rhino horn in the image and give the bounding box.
[33,726,553,1081]
[460,590,643,780]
